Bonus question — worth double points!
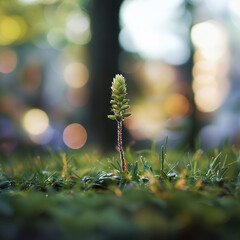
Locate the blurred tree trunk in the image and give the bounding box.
[88,0,123,151]
[185,1,200,149]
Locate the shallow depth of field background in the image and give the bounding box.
[0,0,240,155]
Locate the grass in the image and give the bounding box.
[1,142,240,240]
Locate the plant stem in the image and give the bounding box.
[118,121,126,172]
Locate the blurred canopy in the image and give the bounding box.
[1,0,240,154]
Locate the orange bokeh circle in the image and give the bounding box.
[63,123,87,149]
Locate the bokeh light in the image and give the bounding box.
[0,16,27,45]
[0,0,238,150]
[143,62,176,93]
[0,48,17,73]
[63,123,87,149]
[164,94,190,117]
[192,61,217,78]
[19,0,41,4]
[125,60,190,141]
[120,0,190,65]
[47,28,68,50]
[194,86,221,112]
[124,102,165,140]
[64,62,89,88]
[66,11,91,45]
[0,16,21,45]
[22,109,49,135]
[229,0,240,18]
[191,20,230,113]
[191,21,226,49]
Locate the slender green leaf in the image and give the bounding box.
[122,113,131,118]
[121,105,130,111]
[108,115,116,120]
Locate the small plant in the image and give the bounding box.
[108,74,131,172]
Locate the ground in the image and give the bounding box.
[0,144,240,240]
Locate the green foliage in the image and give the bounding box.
[1,144,240,192]
[0,145,240,240]
[108,74,131,122]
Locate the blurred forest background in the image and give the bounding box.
[0,0,240,155]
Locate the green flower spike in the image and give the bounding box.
[108,74,131,172]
